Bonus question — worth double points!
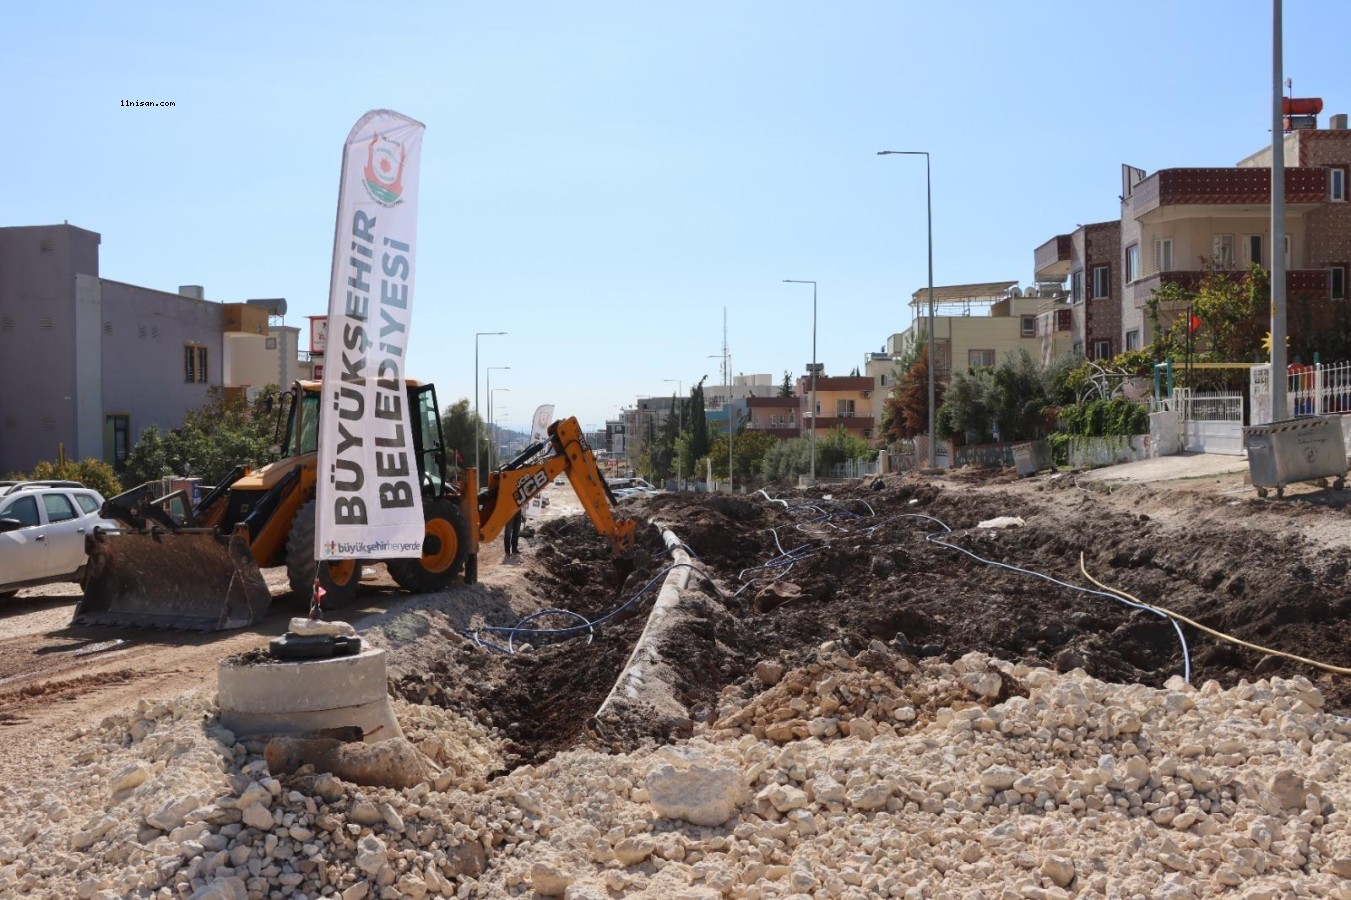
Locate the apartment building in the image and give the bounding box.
[793,374,876,440]
[1116,116,1351,350]
[884,282,1048,380]
[0,223,296,474]
[620,395,680,470]
[1033,221,1123,359]
[704,373,776,433]
[863,352,899,427]
[736,395,801,439]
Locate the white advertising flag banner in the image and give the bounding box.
[316,109,427,562]
[530,403,556,444]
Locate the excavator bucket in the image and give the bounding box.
[74,529,272,631]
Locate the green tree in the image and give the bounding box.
[1146,262,1268,363]
[121,386,281,487]
[817,426,873,472]
[936,366,997,444]
[8,458,123,498]
[760,437,815,483]
[990,349,1051,442]
[710,427,777,483]
[439,397,491,471]
[779,371,794,397]
[936,350,1058,444]
[688,377,710,462]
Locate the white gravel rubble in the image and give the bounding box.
[1,647,1348,899]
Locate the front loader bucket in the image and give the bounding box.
[74,530,272,631]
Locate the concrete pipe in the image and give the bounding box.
[218,647,403,743]
[594,525,693,724]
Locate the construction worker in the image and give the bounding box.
[504,509,524,556]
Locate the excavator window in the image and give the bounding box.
[410,384,445,491]
[285,388,321,457]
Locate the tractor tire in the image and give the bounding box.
[387,498,470,592]
[286,499,361,610]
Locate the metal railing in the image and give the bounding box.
[829,458,880,479]
[1289,360,1351,416]
[1174,388,1244,423]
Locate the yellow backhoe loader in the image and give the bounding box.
[74,380,634,630]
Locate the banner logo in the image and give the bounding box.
[363,134,408,207]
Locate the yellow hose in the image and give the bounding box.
[1078,552,1351,677]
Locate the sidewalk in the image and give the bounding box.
[1075,451,1250,485]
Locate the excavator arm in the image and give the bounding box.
[478,417,636,556]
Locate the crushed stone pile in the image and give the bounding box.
[1,647,1349,898]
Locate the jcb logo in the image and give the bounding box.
[512,472,548,507]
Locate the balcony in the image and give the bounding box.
[1034,234,1073,281]
[747,423,800,439]
[1130,269,1331,308]
[1125,167,1329,223]
[804,414,875,432]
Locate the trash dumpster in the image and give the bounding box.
[1242,415,1348,498]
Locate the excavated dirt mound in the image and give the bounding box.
[394,476,1351,768]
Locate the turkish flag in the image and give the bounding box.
[1188,315,1201,333]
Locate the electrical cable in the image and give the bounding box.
[744,492,1194,683]
[460,562,726,654]
[1078,553,1351,677]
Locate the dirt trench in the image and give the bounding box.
[392,473,1351,770]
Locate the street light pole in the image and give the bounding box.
[663,379,682,490]
[486,366,510,470]
[782,279,818,484]
[474,331,506,478]
[491,388,511,465]
[878,150,936,467]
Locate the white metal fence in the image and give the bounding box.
[1170,388,1245,454]
[1290,360,1351,417]
[1174,388,1244,423]
[829,457,881,479]
[1252,360,1351,424]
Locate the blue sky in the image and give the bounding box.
[7,1,1346,429]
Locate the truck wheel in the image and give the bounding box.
[388,499,470,592]
[286,499,360,609]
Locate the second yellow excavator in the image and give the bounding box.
[75,380,635,630]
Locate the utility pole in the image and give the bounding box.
[1270,0,1288,421]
